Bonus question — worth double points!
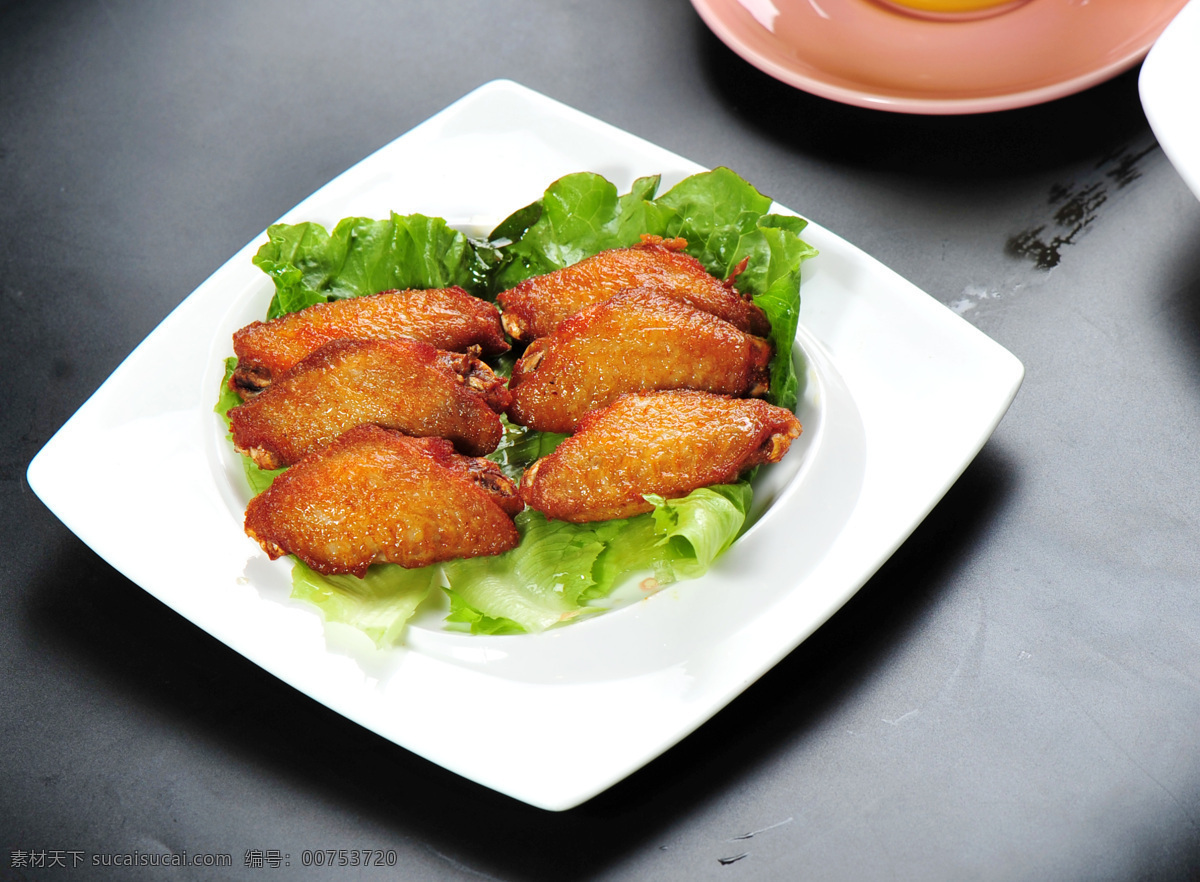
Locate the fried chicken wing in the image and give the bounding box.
[244,425,522,576]
[231,286,509,396]
[497,235,769,342]
[229,338,510,468]
[506,288,772,433]
[520,390,801,523]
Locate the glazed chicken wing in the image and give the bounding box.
[497,235,770,341]
[231,286,508,396]
[520,390,801,523]
[506,288,772,433]
[229,338,510,468]
[244,425,522,577]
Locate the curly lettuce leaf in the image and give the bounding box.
[647,483,752,577]
[656,166,773,274]
[441,509,614,633]
[442,484,750,634]
[291,561,436,647]
[252,212,498,319]
[489,168,815,410]
[490,175,668,287]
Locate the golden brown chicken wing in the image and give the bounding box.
[506,288,772,433]
[244,425,522,576]
[496,235,769,341]
[231,286,509,396]
[228,338,510,468]
[519,390,801,523]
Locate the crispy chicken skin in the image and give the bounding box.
[506,288,773,434]
[496,235,770,341]
[244,425,522,577]
[520,390,802,523]
[231,286,509,396]
[229,338,510,468]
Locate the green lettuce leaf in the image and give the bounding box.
[444,591,526,636]
[252,213,498,319]
[647,483,753,576]
[489,168,815,410]
[291,561,437,647]
[442,485,750,634]
[490,174,668,287]
[441,509,614,633]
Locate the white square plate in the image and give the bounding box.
[27,80,1023,811]
[1140,0,1200,202]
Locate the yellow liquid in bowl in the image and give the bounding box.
[875,0,1030,19]
[885,0,1019,9]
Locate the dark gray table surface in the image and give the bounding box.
[4,1,1199,880]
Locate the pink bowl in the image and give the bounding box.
[689,0,1191,114]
